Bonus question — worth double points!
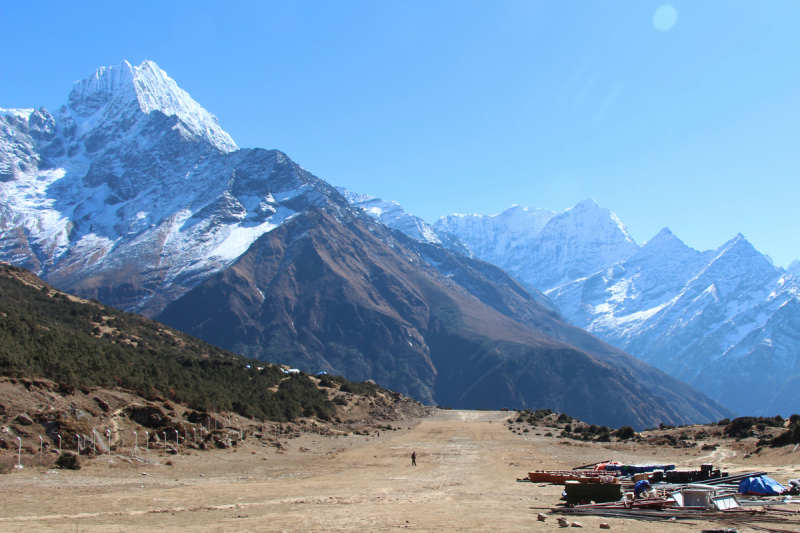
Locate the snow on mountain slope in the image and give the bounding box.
[67,60,237,154]
[335,186,442,245]
[437,198,800,415]
[545,228,799,415]
[435,199,638,291]
[0,61,344,316]
[336,186,474,257]
[434,204,554,261]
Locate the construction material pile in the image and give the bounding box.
[527,459,800,528]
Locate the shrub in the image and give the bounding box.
[616,426,635,440]
[333,377,382,397]
[0,457,15,474]
[724,417,768,439]
[55,452,81,470]
[766,424,800,447]
[28,454,55,468]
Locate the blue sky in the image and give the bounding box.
[2,1,798,266]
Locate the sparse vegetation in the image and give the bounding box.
[0,266,380,423]
[55,452,81,470]
[0,457,14,474]
[724,416,784,439]
[515,408,555,424]
[756,416,800,448]
[333,376,382,397]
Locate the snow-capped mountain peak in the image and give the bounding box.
[570,197,601,210]
[334,186,476,257]
[708,234,775,276]
[642,227,676,245]
[561,198,636,244]
[0,61,339,316]
[436,204,556,237]
[631,228,694,264]
[541,219,800,415]
[66,60,236,153]
[68,60,137,118]
[436,199,637,292]
[336,186,443,244]
[335,186,376,204]
[0,108,35,120]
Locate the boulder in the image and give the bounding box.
[93,397,110,412]
[212,435,232,449]
[125,406,167,428]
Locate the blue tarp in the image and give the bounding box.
[739,475,785,496]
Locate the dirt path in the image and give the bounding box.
[0,411,757,532]
[692,446,737,467]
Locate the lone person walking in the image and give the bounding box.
[411,451,417,466]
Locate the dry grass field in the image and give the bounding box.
[2,409,799,532]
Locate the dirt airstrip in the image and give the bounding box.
[2,410,799,532]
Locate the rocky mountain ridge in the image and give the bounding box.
[435,200,640,291]
[0,61,735,427]
[546,229,799,415]
[156,205,733,428]
[1,61,346,316]
[431,202,799,416]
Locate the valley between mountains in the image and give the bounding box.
[3,59,791,426]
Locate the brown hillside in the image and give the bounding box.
[158,208,733,429]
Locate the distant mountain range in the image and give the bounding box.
[0,60,738,427]
[358,199,798,416]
